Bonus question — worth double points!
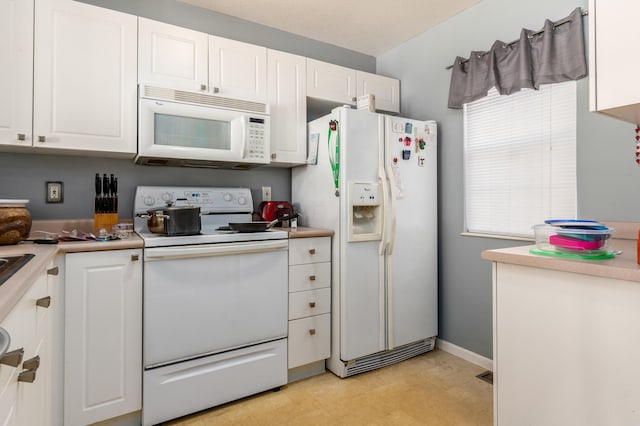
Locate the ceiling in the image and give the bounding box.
[178,0,481,56]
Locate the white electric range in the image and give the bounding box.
[134,186,289,426]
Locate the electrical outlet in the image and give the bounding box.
[262,186,271,201]
[46,181,63,203]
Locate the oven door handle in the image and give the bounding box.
[144,240,288,260]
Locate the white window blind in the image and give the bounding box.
[463,81,577,238]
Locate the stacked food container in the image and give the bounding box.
[532,220,615,259]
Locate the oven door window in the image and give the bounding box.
[154,113,231,150]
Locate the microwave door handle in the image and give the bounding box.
[240,117,247,159]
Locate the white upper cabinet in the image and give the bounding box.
[138,17,209,92]
[32,0,137,155]
[356,71,400,114]
[589,0,640,124]
[306,58,400,113]
[138,18,267,103]
[0,0,33,147]
[268,49,307,165]
[209,36,267,103]
[307,58,357,106]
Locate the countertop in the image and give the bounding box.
[0,224,333,324]
[0,235,143,323]
[481,238,640,283]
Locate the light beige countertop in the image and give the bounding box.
[482,238,640,283]
[0,234,143,323]
[284,227,334,238]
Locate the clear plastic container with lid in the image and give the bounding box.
[532,223,614,258]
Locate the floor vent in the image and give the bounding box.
[476,370,493,385]
[343,338,435,377]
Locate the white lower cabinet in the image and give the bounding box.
[64,249,142,426]
[0,261,56,426]
[287,237,331,371]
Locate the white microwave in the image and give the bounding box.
[136,85,270,169]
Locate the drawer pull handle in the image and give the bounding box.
[18,369,36,383]
[200,84,207,91]
[1,348,24,367]
[17,133,26,141]
[308,329,316,336]
[309,302,316,308]
[213,87,220,93]
[22,355,40,371]
[47,266,59,276]
[308,248,316,255]
[131,254,139,261]
[36,296,51,308]
[38,135,46,143]
[309,275,316,281]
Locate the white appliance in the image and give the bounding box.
[292,107,438,377]
[134,186,288,425]
[136,85,270,169]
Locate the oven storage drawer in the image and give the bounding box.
[288,314,330,369]
[288,262,331,292]
[288,288,331,320]
[143,339,287,426]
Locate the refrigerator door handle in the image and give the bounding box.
[378,167,389,256]
[385,163,398,256]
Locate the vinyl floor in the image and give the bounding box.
[164,349,493,425]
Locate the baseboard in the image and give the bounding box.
[436,339,493,371]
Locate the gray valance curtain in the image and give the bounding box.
[447,7,587,109]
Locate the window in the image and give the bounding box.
[463,81,577,238]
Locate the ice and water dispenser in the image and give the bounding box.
[348,182,382,242]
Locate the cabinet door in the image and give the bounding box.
[209,35,267,103]
[267,49,307,165]
[33,0,137,155]
[306,58,357,105]
[589,0,640,123]
[0,0,33,147]
[138,17,209,92]
[64,249,142,426]
[356,71,400,114]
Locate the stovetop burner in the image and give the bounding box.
[134,186,289,247]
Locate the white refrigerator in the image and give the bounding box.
[292,107,437,377]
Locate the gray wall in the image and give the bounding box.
[378,0,638,358]
[0,0,375,220]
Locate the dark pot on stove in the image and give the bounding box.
[137,199,201,236]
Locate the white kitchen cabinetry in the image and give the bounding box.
[307,58,400,113]
[492,262,640,425]
[64,249,142,426]
[268,49,307,165]
[307,58,357,107]
[356,71,400,114]
[32,0,137,155]
[139,18,267,103]
[0,262,56,426]
[287,237,331,371]
[0,0,33,148]
[589,0,640,124]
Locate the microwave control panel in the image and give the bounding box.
[247,117,267,161]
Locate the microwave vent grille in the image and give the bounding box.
[143,85,267,114]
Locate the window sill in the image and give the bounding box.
[460,232,535,243]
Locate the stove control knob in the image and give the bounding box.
[237,196,247,205]
[143,195,155,206]
[223,192,233,202]
[161,192,174,203]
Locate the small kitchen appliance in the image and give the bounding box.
[134,186,288,425]
[258,201,295,222]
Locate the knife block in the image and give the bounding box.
[93,213,118,235]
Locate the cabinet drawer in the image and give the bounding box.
[289,237,331,265]
[288,288,330,320]
[288,314,330,369]
[289,262,330,292]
